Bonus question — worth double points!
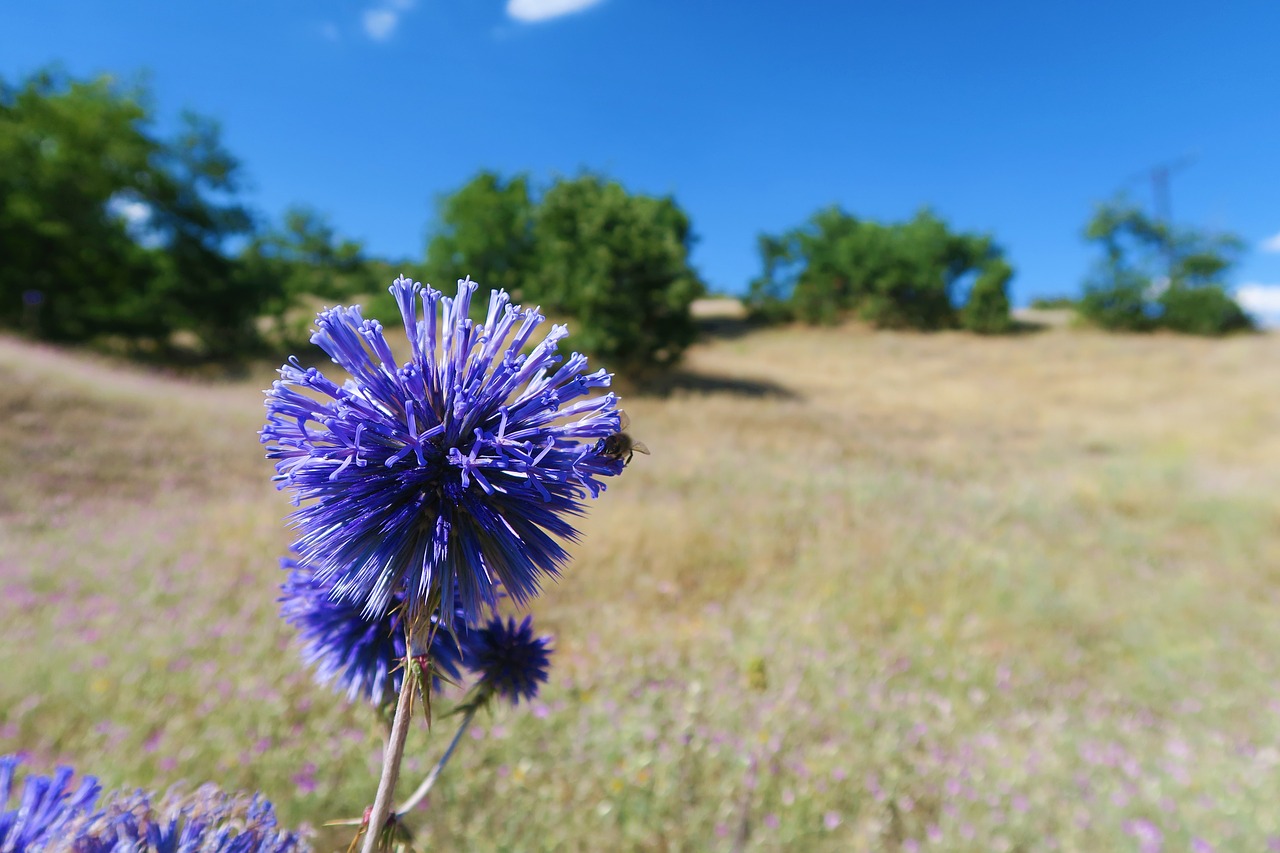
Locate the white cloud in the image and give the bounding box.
[361,0,415,40]
[1261,231,1280,253]
[1235,283,1280,328]
[507,0,606,23]
[362,9,399,40]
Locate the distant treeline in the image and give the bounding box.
[744,200,1251,337]
[0,70,1253,375]
[0,70,704,374]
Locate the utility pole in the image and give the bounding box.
[1124,154,1196,280]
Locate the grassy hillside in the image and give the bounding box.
[2,323,1278,851]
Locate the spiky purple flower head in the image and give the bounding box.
[70,787,303,853]
[467,615,553,706]
[262,277,622,632]
[0,756,305,852]
[280,557,465,706]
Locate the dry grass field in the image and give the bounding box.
[2,316,1279,851]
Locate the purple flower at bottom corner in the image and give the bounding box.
[96,785,305,853]
[0,755,307,851]
[466,615,553,706]
[0,754,101,850]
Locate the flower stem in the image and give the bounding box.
[396,704,478,817]
[360,662,418,853]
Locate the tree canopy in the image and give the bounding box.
[747,207,1014,332]
[237,206,382,349]
[420,171,704,376]
[1,70,164,342]
[0,69,392,359]
[423,171,535,299]
[1079,198,1250,335]
[0,70,265,354]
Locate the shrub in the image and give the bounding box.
[1157,284,1253,336]
[417,172,703,378]
[1078,269,1158,332]
[527,175,704,377]
[961,258,1014,334]
[423,171,535,298]
[747,207,1013,332]
[1079,198,1251,336]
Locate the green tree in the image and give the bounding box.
[1079,198,1250,335]
[420,171,704,376]
[1157,284,1251,335]
[143,112,260,356]
[528,175,704,376]
[0,70,265,354]
[1079,267,1156,331]
[961,258,1014,334]
[239,206,381,347]
[0,70,160,341]
[859,210,996,329]
[423,171,534,296]
[747,207,1011,331]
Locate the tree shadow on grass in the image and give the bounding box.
[695,314,766,342]
[635,369,800,400]
[1002,318,1056,336]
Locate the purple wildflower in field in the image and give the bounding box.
[1124,817,1164,853]
[280,557,464,706]
[0,756,306,851]
[466,616,552,706]
[261,276,622,629]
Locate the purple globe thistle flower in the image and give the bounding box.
[261,277,622,631]
[77,786,304,853]
[0,757,305,852]
[280,557,465,707]
[466,615,553,706]
[0,756,101,850]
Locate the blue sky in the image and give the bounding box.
[4,0,1280,317]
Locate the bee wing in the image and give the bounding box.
[617,410,631,431]
[631,441,651,455]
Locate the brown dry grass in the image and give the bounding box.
[2,321,1278,849]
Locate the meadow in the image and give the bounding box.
[2,310,1279,851]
